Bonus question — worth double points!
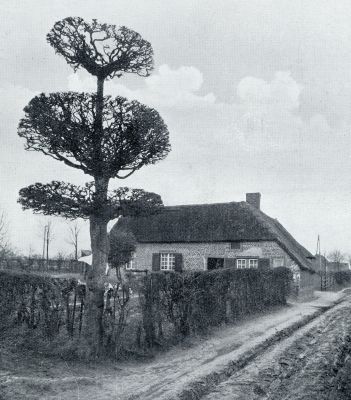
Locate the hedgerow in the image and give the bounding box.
[333,270,351,286]
[0,270,85,338]
[138,267,292,345]
[0,267,292,359]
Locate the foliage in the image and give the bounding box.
[0,267,292,359]
[17,16,170,353]
[18,93,170,179]
[333,270,351,285]
[47,17,154,79]
[0,270,82,337]
[0,269,131,359]
[18,181,163,220]
[108,229,136,267]
[138,267,293,345]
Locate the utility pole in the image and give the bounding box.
[316,235,323,290]
[46,222,50,262]
[42,225,47,260]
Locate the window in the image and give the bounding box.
[125,252,135,270]
[125,260,134,270]
[237,259,258,269]
[160,253,176,270]
[230,242,241,250]
[207,258,224,270]
[249,259,258,269]
[237,259,247,269]
[272,257,285,268]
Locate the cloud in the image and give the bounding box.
[232,71,338,152]
[237,71,301,111]
[68,64,216,110]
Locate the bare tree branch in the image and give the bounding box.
[47,17,154,79]
[66,221,82,260]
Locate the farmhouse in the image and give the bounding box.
[111,193,317,295]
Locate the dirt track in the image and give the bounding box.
[0,291,350,400]
[202,294,351,400]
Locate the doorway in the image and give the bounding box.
[207,257,224,270]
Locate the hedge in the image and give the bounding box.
[138,267,292,345]
[0,270,130,358]
[333,270,351,286]
[0,270,85,338]
[0,267,292,358]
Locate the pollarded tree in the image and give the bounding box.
[17,17,170,351]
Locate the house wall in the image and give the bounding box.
[128,240,317,298]
[132,240,297,271]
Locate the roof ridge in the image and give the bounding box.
[241,202,276,235]
[164,201,244,210]
[243,203,314,271]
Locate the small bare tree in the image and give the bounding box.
[328,249,345,272]
[67,221,81,260]
[0,211,12,260]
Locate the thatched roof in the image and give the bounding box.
[112,201,315,271]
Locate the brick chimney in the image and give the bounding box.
[246,192,261,210]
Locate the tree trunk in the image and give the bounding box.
[84,75,109,356]
[85,176,109,356]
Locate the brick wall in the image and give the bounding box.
[133,240,297,271]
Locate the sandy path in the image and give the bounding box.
[203,297,351,400]
[0,291,345,400]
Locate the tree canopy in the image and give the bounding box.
[18,181,163,221]
[47,17,154,79]
[18,17,171,352]
[18,93,170,179]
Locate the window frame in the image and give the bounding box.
[125,251,136,270]
[249,259,258,269]
[272,257,285,268]
[160,253,176,271]
[237,259,247,269]
[236,258,258,269]
[125,260,134,270]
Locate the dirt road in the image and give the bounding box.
[202,294,351,400]
[0,291,349,400]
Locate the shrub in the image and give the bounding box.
[0,270,132,360]
[334,271,351,286]
[138,267,292,344]
[0,270,84,337]
[0,267,292,359]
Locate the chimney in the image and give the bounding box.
[246,192,261,210]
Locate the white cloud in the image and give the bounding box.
[67,64,216,109]
[237,71,301,111]
[233,71,336,152]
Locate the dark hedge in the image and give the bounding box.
[0,270,85,337]
[0,267,292,358]
[138,267,293,345]
[333,270,351,286]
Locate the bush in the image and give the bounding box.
[334,271,351,286]
[0,267,292,359]
[137,267,292,345]
[0,270,132,360]
[0,270,84,337]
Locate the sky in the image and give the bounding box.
[1,0,351,257]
